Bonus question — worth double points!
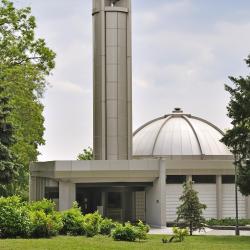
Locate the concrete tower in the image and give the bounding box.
[92,0,132,160]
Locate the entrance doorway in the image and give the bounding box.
[76,187,101,214]
[76,183,150,222]
[107,192,122,221]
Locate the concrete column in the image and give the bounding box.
[216,175,222,219]
[146,159,166,227]
[187,175,192,182]
[59,181,76,211]
[29,176,37,201]
[245,196,250,219]
[92,0,132,160]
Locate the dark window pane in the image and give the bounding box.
[166,175,186,184]
[192,175,216,184]
[45,187,59,199]
[108,192,121,208]
[222,175,235,184]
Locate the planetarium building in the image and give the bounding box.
[29,0,250,228]
[30,108,250,227]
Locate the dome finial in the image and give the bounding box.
[172,107,183,113]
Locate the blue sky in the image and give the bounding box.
[13,0,250,161]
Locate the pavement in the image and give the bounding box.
[148,227,250,236]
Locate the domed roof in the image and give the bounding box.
[133,108,233,160]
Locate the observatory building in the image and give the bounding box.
[29,0,250,227]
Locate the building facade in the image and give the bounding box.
[29,0,250,227]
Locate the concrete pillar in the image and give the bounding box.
[29,176,37,201]
[187,175,192,182]
[59,181,76,211]
[245,196,250,219]
[216,175,222,219]
[92,0,132,160]
[146,159,166,227]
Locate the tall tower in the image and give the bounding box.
[92,0,132,160]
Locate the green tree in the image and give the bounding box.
[77,147,93,160]
[0,0,56,197]
[176,181,206,235]
[221,55,250,196]
[0,86,20,186]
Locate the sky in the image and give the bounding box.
[13,0,250,161]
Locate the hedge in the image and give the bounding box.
[0,196,150,241]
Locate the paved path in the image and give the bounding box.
[149,227,250,236]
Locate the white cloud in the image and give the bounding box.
[12,0,249,161]
[51,80,91,94]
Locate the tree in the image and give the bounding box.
[176,181,206,235]
[77,147,93,160]
[0,0,56,197]
[221,55,250,196]
[0,86,20,185]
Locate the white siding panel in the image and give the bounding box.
[166,184,183,222]
[222,184,246,218]
[193,184,217,219]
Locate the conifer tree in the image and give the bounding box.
[0,86,20,186]
[176,181,206,235]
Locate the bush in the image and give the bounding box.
[134,220,150,241]
[172,227,188,242]
[100,218,115,235]
[29,210,62,238]
[0,196,31,238]
[28,199,56,215]
[206,218,250,226]
[60,203,85,236]
[83,211,102,237]
[112,222,137,242]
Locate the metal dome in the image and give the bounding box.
[133,108,233,160]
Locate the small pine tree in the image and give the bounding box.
[176,181,206,235]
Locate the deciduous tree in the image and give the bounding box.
[0,0,56,197]
[221,55,250,196]
[77,147,93,160]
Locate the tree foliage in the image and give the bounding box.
[221,55,250,196]
[0,0,56,196]
[0,86,20,184]
[176,181,206,235]
[77,147,93,160]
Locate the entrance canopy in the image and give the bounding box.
[30,159,160,183]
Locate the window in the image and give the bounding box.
[192,175,216,184]
[107,192,122,208]
[45,187,59,199]
[222,175,235,184]
[166,175,186,184]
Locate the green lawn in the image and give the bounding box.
[1,235,250,250]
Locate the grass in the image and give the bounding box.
[1,235,250,250]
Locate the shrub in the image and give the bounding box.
[29,210,62,238]
[83,211,102,237]
[172,227,188,242]
[162,235,175,243]
[112,222,137,242]
[28,199,56,215]
[60,203,85,236]
[0,196,31,238]
[134,220,150,241]
[206,218,250,227]
[100,218,115,235]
